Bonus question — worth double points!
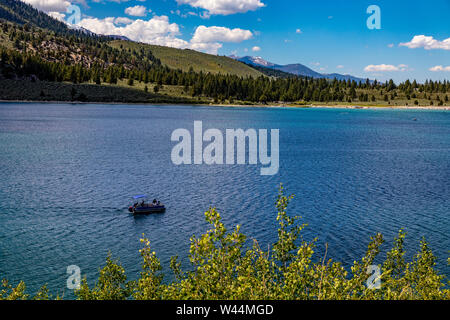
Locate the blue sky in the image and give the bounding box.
[24,0,450,83]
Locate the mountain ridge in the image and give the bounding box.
[232,55,371,83]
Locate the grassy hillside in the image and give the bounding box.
[109,40,263,78]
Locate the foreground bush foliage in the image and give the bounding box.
[1,185,449,300]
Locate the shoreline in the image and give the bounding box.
[0,99,449,111]
[212,103,450,111]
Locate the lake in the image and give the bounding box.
[0,103,449,297]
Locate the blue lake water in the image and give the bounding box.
[0,103,449,298]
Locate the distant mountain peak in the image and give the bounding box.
[67,24,97,36]
[231,55,276,68]
[231,55,370,83]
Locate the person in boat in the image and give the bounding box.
[152,199,157,206]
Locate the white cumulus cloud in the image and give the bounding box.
[429,65,450,72]
[77,16,252,55]
[176,0,265,15]
[364,64,409,72]
[252,46,261,52]
[77,15,188,47]
[125,5,148,17]
[21,0,70,13]
[189,25,253,54]
[114,17,134,25]
[191,25,253,43]
[400,35,450,50]
[48,11,66,21]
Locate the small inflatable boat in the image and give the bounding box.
[129,195,166,214]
